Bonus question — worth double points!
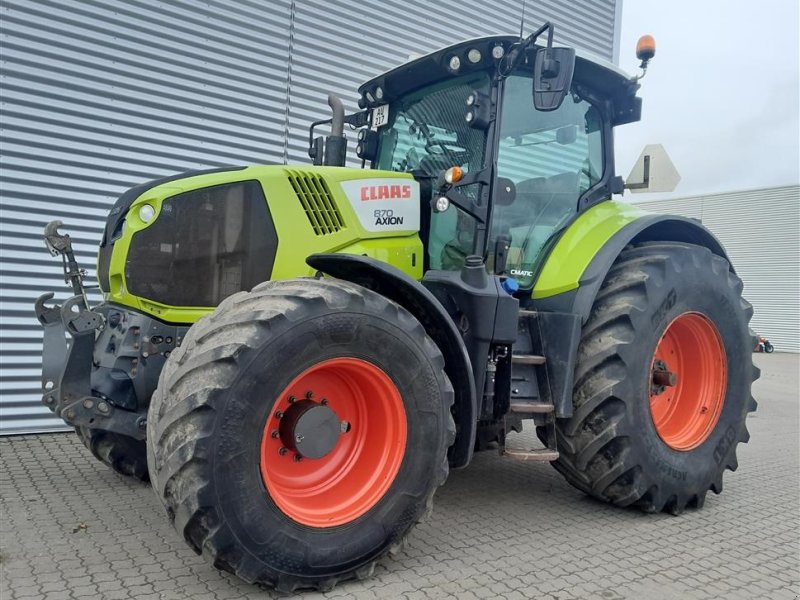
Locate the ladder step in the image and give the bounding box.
[511,354,546,365]
[509,401,555,414]
[519,309,539,318]
[504,448,559,461]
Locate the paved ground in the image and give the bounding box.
[1,353,798,600]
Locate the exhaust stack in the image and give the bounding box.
[324,94,347,166]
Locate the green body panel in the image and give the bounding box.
[532,200,649,299]
[104,165,423,323]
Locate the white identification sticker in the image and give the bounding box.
[339,178,420,233]
[372,104,390,128]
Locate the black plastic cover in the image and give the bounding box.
[97,166,247,292]
[126,180,277,307]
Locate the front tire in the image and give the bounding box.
[75,426,149,482]
[551,243,758,514]
[147,278,454,592]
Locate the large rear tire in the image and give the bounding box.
[147,278,454,592]
[549,243,758,514]
[75,426,149,482]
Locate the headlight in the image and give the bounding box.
[467,48,481,63]
[138,204,155,223]
[433,196,450,212]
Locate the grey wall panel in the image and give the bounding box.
[635,185,800,353]
[0,0,618,434]
[0,0,293,434]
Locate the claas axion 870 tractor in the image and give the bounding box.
[37,25,757,592]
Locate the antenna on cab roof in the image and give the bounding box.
[519,0,527,37]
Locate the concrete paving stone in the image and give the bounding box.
[71,583,100,598]
[39,580,66,593]
[1,353,798,599]
[102,589,133,600]
[96,579,124,592]
[39,591,72,600]
[9,585,41,597]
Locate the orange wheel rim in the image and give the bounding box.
[649,312,727,451]
[260,358,407,527]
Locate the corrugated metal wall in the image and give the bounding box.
[635,185,800,353]
[0,0,619,434]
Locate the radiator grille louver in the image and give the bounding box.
[286,171,345,235]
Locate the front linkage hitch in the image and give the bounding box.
[34,221,147,440]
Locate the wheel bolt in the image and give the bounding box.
[271,430,279,438]
[305,390,313,400]
[293,454,303,462]
[295,434,304,443]
[278,447,287,456]
[340,421,351,433]
[288,395,296,403]
[320,399,328,406]
[274,410,283,419]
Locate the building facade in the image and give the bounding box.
[0,0,622,433]
[635,185,800,354]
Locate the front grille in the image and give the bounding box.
[126,180,278,307]
[286,171,345,235]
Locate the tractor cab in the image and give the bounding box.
[351,32,643,288]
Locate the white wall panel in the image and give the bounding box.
[635,185,800,353]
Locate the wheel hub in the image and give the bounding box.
[651,359,678,395]
[279,399,341,459]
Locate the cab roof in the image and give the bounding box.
[358,35,641,126]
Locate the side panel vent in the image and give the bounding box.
[286,171,346,235]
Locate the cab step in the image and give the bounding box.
[503,448,559,461]
[511,354,546,365]
[509,401,555,414]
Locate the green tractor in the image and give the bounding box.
[36,26,757,592]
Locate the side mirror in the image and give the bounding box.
[532,47,576,111]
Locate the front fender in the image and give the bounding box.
[306,254,477,469]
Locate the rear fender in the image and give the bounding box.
[306,253,477,469]
[534,210,730,321]
[531,204,730,418]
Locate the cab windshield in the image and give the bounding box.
[372,70,605,283]
[374,73,490,177]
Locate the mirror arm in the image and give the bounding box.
[434,167,492,224]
